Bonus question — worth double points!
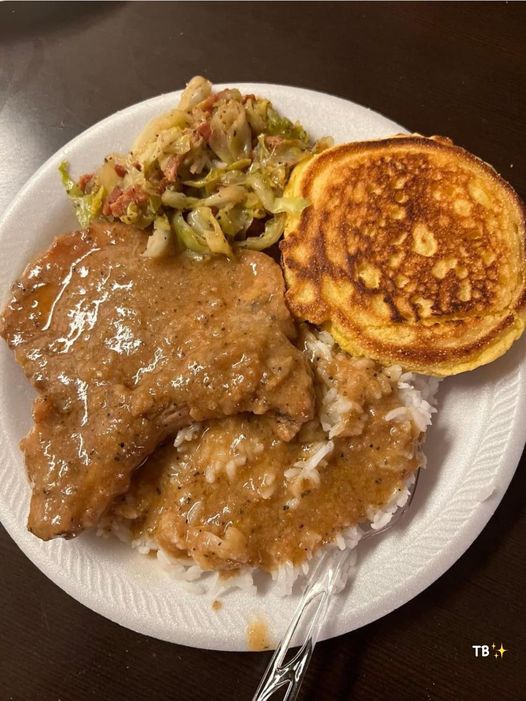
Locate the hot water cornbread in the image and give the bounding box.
[281,136,526,376]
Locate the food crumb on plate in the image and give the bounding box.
[247,614,272,651]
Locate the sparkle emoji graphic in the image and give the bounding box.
[493,643,508,659]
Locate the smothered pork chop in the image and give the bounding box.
[0,222,314,540]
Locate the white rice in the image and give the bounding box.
[107,331,439,598]
[173,422,202,448]
[284,440,334,501]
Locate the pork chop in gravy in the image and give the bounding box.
[0,222,314,540]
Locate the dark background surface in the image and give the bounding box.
[1,2,525,700]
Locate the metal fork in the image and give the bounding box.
[252,471,420,701]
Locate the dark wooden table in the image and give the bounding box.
[1,3,525,700]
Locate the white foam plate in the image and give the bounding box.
[0,84,525,651]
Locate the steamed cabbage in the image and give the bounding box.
[59,77,331,256]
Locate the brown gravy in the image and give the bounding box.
[247,616,272,651]
[111,338,422,571]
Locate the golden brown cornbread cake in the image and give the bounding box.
[281,136,526,376]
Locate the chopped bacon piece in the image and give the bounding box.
[102,187,123,216]
[78,173,94,193]
[197,94,219,113]
[162,155,182,182]
[114,163,127,177]
[196,122,211,140]
[103,186,148,218]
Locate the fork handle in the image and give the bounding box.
[252,551,352,701]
